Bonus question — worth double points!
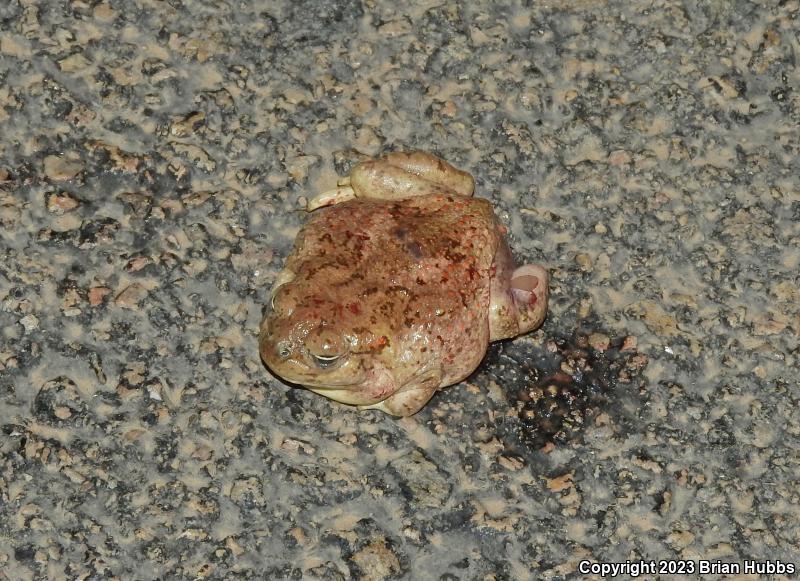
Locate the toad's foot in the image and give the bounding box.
[305,185,356,210]
[510,264,549,335]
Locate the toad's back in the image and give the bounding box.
[271,193,502,387]
[290,193,500,296]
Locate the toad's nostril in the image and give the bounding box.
[277,341,292,359]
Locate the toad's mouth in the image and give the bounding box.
[294,376,366,390]
[306,385,373,406]
[298,362,402,407]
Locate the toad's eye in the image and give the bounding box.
[270,284,289,313]
[270,289,282,311]
[311,353,342,369]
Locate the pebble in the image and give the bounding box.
[114,283,149,308]
[46,192,80,214]
[43,155,83,181]
[19,314,39,332]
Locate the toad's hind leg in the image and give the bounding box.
[378,151,474,197]
[358,369,442,417]
[350,151,474,201]
[308,151,475,210]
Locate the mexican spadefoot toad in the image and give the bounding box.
[260,151,548,416]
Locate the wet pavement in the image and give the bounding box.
[1,0,798,579]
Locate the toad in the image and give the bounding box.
[260,151,548,416]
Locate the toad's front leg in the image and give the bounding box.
[307,151,474,210]
[358,367,442,417]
